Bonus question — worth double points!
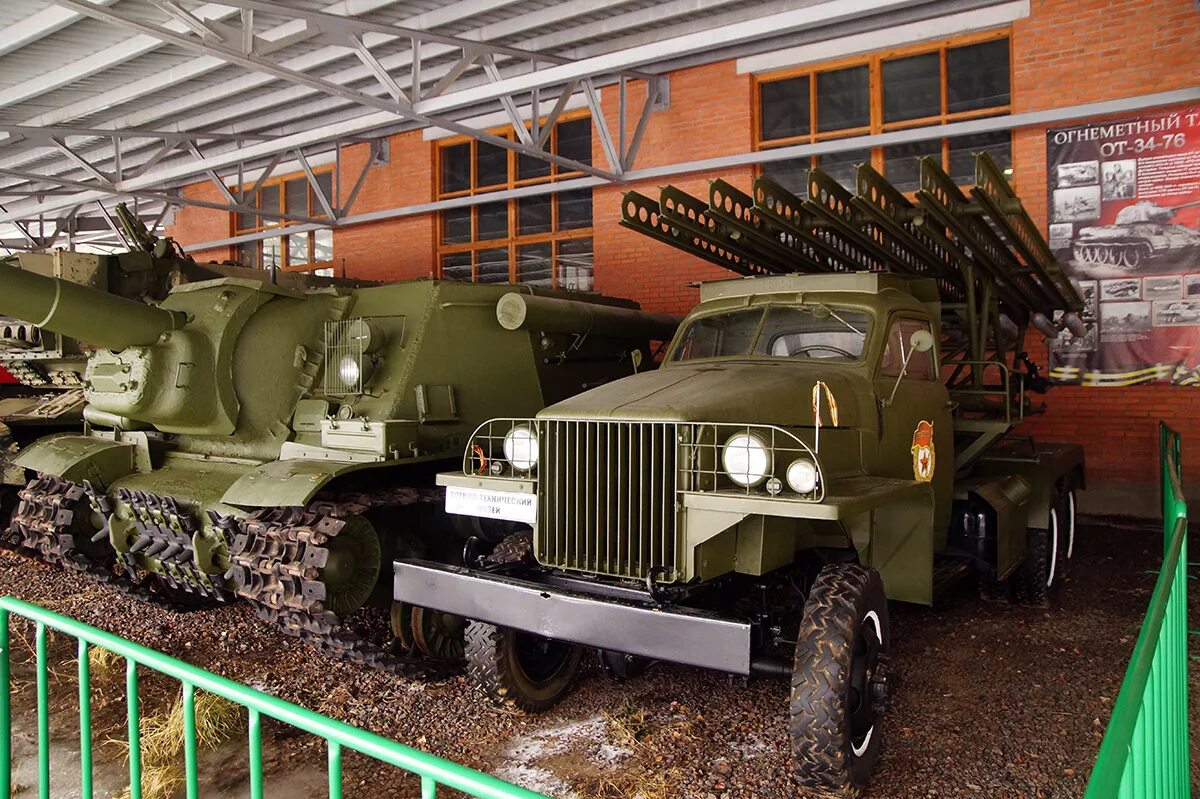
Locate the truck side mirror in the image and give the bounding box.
[909,329,934,353]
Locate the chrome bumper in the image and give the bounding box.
[393,560,752,674]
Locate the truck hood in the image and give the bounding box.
[538,361,870,427]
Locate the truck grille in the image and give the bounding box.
[536,420,679,580]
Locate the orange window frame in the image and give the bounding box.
[232,168,335,272]
[433,111,594,286]
[751,28,1014,180]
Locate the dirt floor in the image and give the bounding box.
[0,516,1195,799]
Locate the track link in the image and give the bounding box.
[226,488,454,678]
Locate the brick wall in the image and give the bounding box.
[165,0,1200,506]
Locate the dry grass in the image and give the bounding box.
[111,689,243,799]
[574,766,682,799]
[87,645,124,682]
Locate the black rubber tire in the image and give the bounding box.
[789,563,889,798]
[1013,511,1057,607]
[464,622,583,712]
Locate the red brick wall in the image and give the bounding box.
[165,1,1200,503]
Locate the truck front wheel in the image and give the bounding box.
[465,622,583,712]
[789,563,890,797]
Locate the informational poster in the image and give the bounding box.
[1046,106,1200,386]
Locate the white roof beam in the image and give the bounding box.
[0,0,118,58]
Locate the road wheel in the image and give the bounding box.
[465,622,583,712]
[1013,505,1060,606]
[411,606,466,662]
[598,649,652,681]
[789,563,890,797]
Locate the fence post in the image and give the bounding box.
[78,639,92,799]
[0,607,9,799]
[126,659,141,799]
[34,623,47,799]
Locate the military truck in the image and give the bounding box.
[0,262,675,666]
[395,154,1087,795]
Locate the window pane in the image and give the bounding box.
[518,195,552,235]
[262,236,283,269]
[948,130,1011,183]
[285,178,307,217]
[517,243,553,287]
[557,238,593,291]
[442,206,472,244]
[883,139,942,192]
[476,247,510,283]
[260,185,280,227]
[557,189,592,230]
[761,157,809,198]
[815,147,870,190]
[236,210,256,232]
[556,118,591,168]
[476,201,508,240]
[759,76,810,141]
[476,141,508,188]
[314,228,333,262]
[440,251,471,282]
[881,318,936,379]
[440,143,470,193]
[314,267,333,278]
[236,241,258,268]
[315,171,333,215]
[882,53,940,123]
[947,39,1010,113]
[288,233,310,266]
[816,66,869,132]
[518,152,552,181]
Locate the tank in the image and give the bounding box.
[1073,199,1200,270]
[0,262,674,665]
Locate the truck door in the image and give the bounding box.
[874,315,954,546]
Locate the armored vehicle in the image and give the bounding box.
[396,154,1087,795]
[1074,199,1200,270]
[0,264,674,665]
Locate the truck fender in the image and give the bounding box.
[12,434,135,490]
[221,458,385,509]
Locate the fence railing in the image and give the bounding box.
[1084,422,1190,798]
[0,595,549,799]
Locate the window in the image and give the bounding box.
[880,318,936,380]
[755,32,1012,195]
[670,305,870,362]
[435,115,594,290]
[234,171,335,272]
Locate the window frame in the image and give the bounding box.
[433,110,595,288]
[232,168,336,273]
[752,28,1013,187]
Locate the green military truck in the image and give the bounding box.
[395,154,1087,795]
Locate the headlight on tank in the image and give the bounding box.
[786,458,819,495]
[722,432,771,487]
[503,426,539,471]
[338,355,361,388]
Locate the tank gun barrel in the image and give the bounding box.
[496,292,679,342]
[0,259,185,351]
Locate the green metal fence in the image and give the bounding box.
[1084,422,1190,798]
[0,595,549,799]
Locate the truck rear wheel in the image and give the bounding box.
[789,562,889,797]
[1013,506,1059,606]
[464,622,583,712]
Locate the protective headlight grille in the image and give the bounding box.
[323,318,364,396]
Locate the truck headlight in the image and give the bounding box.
[722,432,770,487]
[503,426,539,471]
[786,459,819,494]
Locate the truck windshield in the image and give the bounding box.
[670,305,870,362]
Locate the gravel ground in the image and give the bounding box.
[0,516,1195,799]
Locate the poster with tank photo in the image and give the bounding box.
[1143,275,1182,301]
[1074,279,1099,320]
[1101,159,1137,200]
[1100,278,1140,300]
[1056,160,1099,188]
[1046,105,1200,386]
[1153,300,1200,327]
[1052,186,1101,222]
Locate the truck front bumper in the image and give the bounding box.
[394,560,752,675]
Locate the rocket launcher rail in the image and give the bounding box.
[620,153,1082,325]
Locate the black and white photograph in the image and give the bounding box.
[1153,299,1200,326]
[1101,159,1137,200]
[1100,278,1140,300]
[1099,300,1153,335]
[1186,274,1200,297]
[1056,160,1098,188]
[1142,275,1182,300]
[1053,185,1102,222]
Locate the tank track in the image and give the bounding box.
[3,474,198,611]
[1072,241,1153,269]
[226,488,455,678]
[117,487,232,606]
